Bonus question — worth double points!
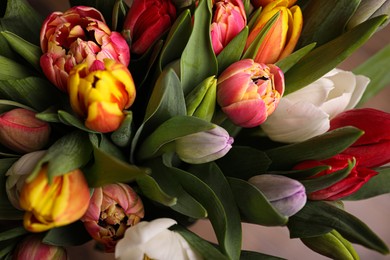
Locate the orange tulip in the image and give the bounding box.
[19,166,90,232]
[245,0,303,64]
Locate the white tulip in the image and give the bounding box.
[261,68,370,143]
[115,218,203,260]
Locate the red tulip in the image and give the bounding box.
[13,235,68,260]
[40,6,130,92]
[294,154,378,201]
[122,0,176,55]
[329,108,390,168]
[217,59,284,127]
[210,0,247,55]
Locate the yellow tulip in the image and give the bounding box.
[19,166,90,232]
[68,59,136,133]
[245,0,303,64]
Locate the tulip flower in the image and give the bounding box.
[301,230,359,260]
[245,0,303,64]
[19,166,90,232]
[40,6,130,92]
[248,174,306,217]
[5,150,46,210]
[81,183,144,253]
[261,69,369,143]
[122,0,176,55]
[0,108,51,153]
[294,154,378,201]
[68,59,136,133]
[251,0,297,8]
[217,59,284,127]
[115,218,202,260]
[175,124,234,164]
[210,0,247,55]
[329,108,390,168]
[12,235,68,260]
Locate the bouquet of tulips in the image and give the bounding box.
[1,0,390,259]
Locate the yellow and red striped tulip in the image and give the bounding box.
[245,0,303,64]
[19,166,90,232]
[68,59,136,133]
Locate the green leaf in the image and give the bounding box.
[301,159,356,194]
[180,0,218,95]
[0,55,34,80]
[1,31,41,71]
[29,131,93,182]
[136,174,177,206]
[354,43,390,106]
[159,10,192,72]
[43,221,91,246]
[242,12,279,60]
[0,77,64,111]
[147,156,207,219]
[343,167,390,200]
[35,107,61,123]
[284,15,388,95]
[266,126,364,170]
[111,0,128,31]
[270,165,331,180]
[84,134,149,187]
[0,24,17,60]
[1,0,43,45]
[288,201,389,254]
[0,226,26,241]
[217,27,248,75]
[216,146,271,179]
[186,163,242,260]
[240,250,285,260]
[0,158,23,220]
[137,116,215,161]
[275,43,316,73]
[297,0,360,48]
[228,177,288,226]
[172,225,228,260]
[0,99,32,113]
[58,110,97,133]
[110,111,133,147]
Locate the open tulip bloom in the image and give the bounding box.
[1,0,390,259]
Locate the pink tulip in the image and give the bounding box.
[13,235,68,260]
[210,0,247,55]
[122,0,176,55]
[0,109,50,153]
[217,59,284,127]
[294,154,378,201]
[40,6,130,92]
[81,183,144,252]
[329,108,390,168]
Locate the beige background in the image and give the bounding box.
[24,1,390,259]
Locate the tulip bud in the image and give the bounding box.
[185,76,217,122]
[329,108,390,168]
[175,124,233,164]
[40,6,130,92]
[81,183,144,252]
[248,174,306,217]
[19,166,90,232]
[301,230,359,260]
[245,0,303,64]
[12,234,68,260]
[122,0,176,55]
[0,109,51,153]
[211,0,247,55]
[294,154,378,201]
[6,150,46,210]
[217,59,284,128]
[68,59,136,133]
